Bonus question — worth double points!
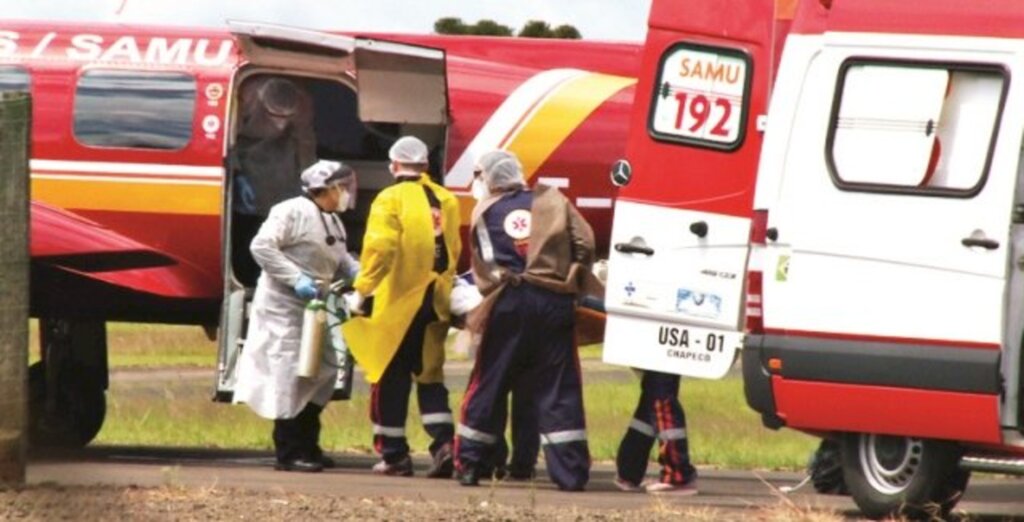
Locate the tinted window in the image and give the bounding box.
[74,70,195,150]
[0,66,29,92]
[828,61,1006,196]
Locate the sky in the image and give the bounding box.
[6,0,653,42]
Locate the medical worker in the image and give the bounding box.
[454,150,601,491]
[614,371,698,494]
[342,136,461,478]
[234,160,360,473]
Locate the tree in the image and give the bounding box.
[518,20,554,38]
[472,19,514,37]
[552,24,582,40]
[434,17,468,35]
[433,17,581,39]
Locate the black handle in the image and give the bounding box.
[614,243,654,256]
[961,237,999,250]
[689,221,708,238]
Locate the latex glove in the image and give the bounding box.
[342,290,365,315]
[294,274,319,301]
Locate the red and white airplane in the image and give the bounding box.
[1,20,640,445]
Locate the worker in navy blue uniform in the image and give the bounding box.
[614,370,698,494]
[483,381,539,480]
[454,150,601,491]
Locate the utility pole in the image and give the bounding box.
[0,90,31,485]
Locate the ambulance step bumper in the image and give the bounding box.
[961,455,1024,475]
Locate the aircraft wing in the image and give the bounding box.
[31,202,218,298]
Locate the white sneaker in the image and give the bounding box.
[613,476,644,492]
[645,480,698,496]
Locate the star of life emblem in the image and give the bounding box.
[503,209,531,240]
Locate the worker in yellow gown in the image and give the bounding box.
[342,136,461,478]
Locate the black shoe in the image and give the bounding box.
[456,466,481,487]
[491,465,508,481]
[426,443,454,479]
[320,455,336,469]
[274,458,324,473]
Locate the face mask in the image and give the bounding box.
[336,188,351,212]
[471,178,490,201]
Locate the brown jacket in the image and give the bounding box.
[466,184,604,333]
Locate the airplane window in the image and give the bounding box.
[828,60,1006,197]
[0,66,29,92]
[74,70,196,150]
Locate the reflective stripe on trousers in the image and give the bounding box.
[372,424,406,438]
[422,412,454,426]
[540,429,587,446]
[457,423,498,445]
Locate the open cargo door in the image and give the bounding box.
[215,22,448,401]
[602,0,783,378]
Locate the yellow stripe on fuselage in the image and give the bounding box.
[504,73,636,180]
[32,177,222,216]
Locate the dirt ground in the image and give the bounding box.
[0,483,827,522]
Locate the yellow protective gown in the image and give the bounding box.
[343,174,461,384]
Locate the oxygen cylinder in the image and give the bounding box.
[297,299,327,378]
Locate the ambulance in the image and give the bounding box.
[604,0,1024,518]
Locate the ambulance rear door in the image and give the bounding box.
[603,0,781,378]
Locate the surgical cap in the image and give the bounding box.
[301,159,355,193]
[477,150,525,191]
[389,136,429,164]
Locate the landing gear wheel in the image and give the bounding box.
[840,433,969,520]
[28,361,107,448]
[809,438,848,495]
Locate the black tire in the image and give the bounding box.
[841,432,969,520]
[28,361,106,448]
[809,438,848,495]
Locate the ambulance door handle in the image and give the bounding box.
[961,237,999,250]
[614,243,654,256]
[689,221,708,238]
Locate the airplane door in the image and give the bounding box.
[215,22,448,402]
[602,0,779,379]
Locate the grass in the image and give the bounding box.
[26,322,816,469]
[28,320,219,369]
[96,371,816,470]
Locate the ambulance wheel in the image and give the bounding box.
[841,433,969,520]
[28,361,107,448]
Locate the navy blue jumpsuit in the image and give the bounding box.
[455,189,590,490]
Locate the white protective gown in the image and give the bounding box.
[234,196,360,419]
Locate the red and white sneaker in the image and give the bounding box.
[644,480,698,496]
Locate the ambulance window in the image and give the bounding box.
[0,66,29,92]
[74,70,196,150]
[827,61,1006,196]
[648,43,751,151]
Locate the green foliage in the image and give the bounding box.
[472,19,514,37]
[433,17,581,39]
[433,17,468,35]
[518,20,554,38]
[552,24,582,40]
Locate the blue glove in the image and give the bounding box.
[294,274,318,300]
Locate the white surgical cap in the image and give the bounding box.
[477,150,525,192]
[388,136,429,164]
[301,159,355,194]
